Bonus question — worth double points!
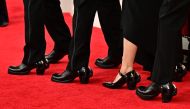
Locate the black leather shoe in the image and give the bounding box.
[51,70,78,83]
[95,56,121,68]
[173,64,187,82]
[136,82,177,103]
[45,50,68,63]
[103,70,141,90]
[8,59,49,75]
[0,21,8,27]
[51,67,93,84]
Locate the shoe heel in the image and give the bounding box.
[78,67,93,84]
[127,81,137,90]
[36,60,49,75]
[162,92,174,103]
[127,72,141,90]
[79,75,90,84]
[161,83,177,103]
[36,68,45,75]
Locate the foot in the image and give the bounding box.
[51,67,93,83]
[103,70,141,90]
[51,70,78,83]
[8,63,33,75]
[45,50,68,64]
[136,82,177,103]
[136,82,160,100]
[95,56,121,68]
[8,59,49,75]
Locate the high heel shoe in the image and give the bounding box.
[136,82,177,103]
[103,70,141,90]
[8,59,49,75]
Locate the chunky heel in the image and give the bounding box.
[78,67,93,84]
[161,83,177,103]
[127,81,137,90]
[36,59,49,75]
[127,71,141,90]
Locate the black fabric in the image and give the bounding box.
[0,0,9,23]
[122,0,190,84]
[22,0,71,65]
[152,0,190,84]
[67,0,123,71]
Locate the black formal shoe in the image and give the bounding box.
[51,67,93,84]
[51,70,78,83]
[8,59,49,75]
[95,56,121,68]
[136,82,177,103]
[173,64,187,82]
[45,50,68,64]
[0,21,8,27]
[103,70,141,90]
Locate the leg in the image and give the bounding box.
[51,0,96,83]
[103,0,160,90]
[152,0,190,84]
[44,0,72,63]
[137,0,190,103]
[95,0,123,68]
[8,0,49,75]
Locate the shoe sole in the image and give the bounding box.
[51,78,75,83]
[8,70,29,75]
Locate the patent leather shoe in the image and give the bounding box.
[51,67,93,84]
[103,70,141,90]
[51,70,78,83]
[46,50,68,63]
[136,82,177,103]
[173,64,187,82]
[8,59,49,75]
[95,56,121,68]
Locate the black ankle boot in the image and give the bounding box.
[173,64,187,82]
[8,59,49,75]
[136,82,177,103]
[78,67,93,84]
[103,70,141,90]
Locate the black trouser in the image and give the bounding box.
[22,0,71,65]
[151,0,190,84]
[0,0,8,23]
[67,0,123,71]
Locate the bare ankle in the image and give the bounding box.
[120,66,133,74]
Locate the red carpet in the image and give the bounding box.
[1,0,190,108]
